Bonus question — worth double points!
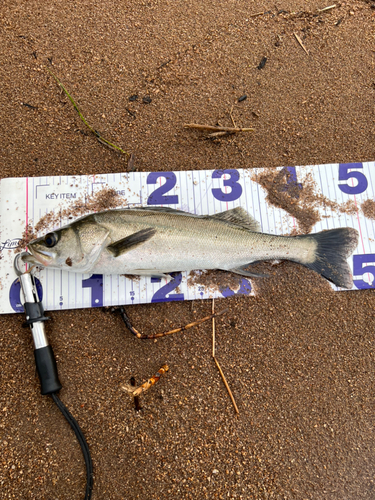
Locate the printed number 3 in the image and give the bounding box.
[211,169,243,202]
[338,163,368,195]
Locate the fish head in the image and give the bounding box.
[26,217,110,272]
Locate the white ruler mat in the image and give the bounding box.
[1,163,374,314]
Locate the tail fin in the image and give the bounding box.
[298,228,358,288]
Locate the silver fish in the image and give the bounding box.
[24,206,358,288]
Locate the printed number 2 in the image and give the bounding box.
[211,169,243,202]
[82,274,104,306]
[353,254,375,289]
[147,172,178,205]
[338,163,368,195]
[151,273,184,302]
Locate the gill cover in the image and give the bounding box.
[28,218,110,273]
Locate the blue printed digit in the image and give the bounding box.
[353,254,375,289]
[279,167,303,198]
[338,163,368,195]
[147,172,178,205]
[220,278,251,298]
[151,273,184,302]
[9,277,43,313]
[211,170,243,202]
[82,274,104,307]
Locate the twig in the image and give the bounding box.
[45,66,130,157]
[293,33,309,56]
[127,153,135,172]
[318,4,336,12]
[249,11,265,17]
[119,306,228,339]
[130,376,141,411]
[212,299,216,358]
[123,365,169,397]
[211,300,239,414]
[207,131,231,138]
[214,357,239,414]
[229,106,237,128]
[184,123,254,133]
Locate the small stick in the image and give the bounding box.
[119,306,228,339]
[212,299,216,358]
[184,124,254,133]
[127,153,135,172]
[318,4,336,12]
[229,106,237,128]
[45,66,130,157]
[211,300,239,414]
[123,365,169,397]
[214,357,239,414]
[132,365,169,396]
[207,131,231,139]
[249,11,264,17]
[293,33,309,55]
[130,376,141,411]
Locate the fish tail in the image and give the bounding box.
[299,227,358,288]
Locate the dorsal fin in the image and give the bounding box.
[208,207,261,232]
[132,206,196,216]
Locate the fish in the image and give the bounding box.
[24,206,359,288]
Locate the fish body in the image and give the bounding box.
[25,206,359,288]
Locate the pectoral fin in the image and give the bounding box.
[107,228,157,257]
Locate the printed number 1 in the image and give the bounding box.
[82,274,104,307]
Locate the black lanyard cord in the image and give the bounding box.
[14,257,94,500]
[51,392,94,500]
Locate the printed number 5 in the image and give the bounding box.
[338,163,368,195]
[353,254,375,289]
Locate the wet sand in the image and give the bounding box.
[1,1,375,499]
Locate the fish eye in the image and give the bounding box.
[44,232,58,248]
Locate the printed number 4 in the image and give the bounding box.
[338,163,368,195]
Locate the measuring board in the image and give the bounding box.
[0,162,374,314]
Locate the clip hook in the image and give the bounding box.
[13,252,31,277]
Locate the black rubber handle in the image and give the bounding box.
[34,345,62,395]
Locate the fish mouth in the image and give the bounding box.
[25,245,55,267]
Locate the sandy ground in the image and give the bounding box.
[1,1,375,499]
